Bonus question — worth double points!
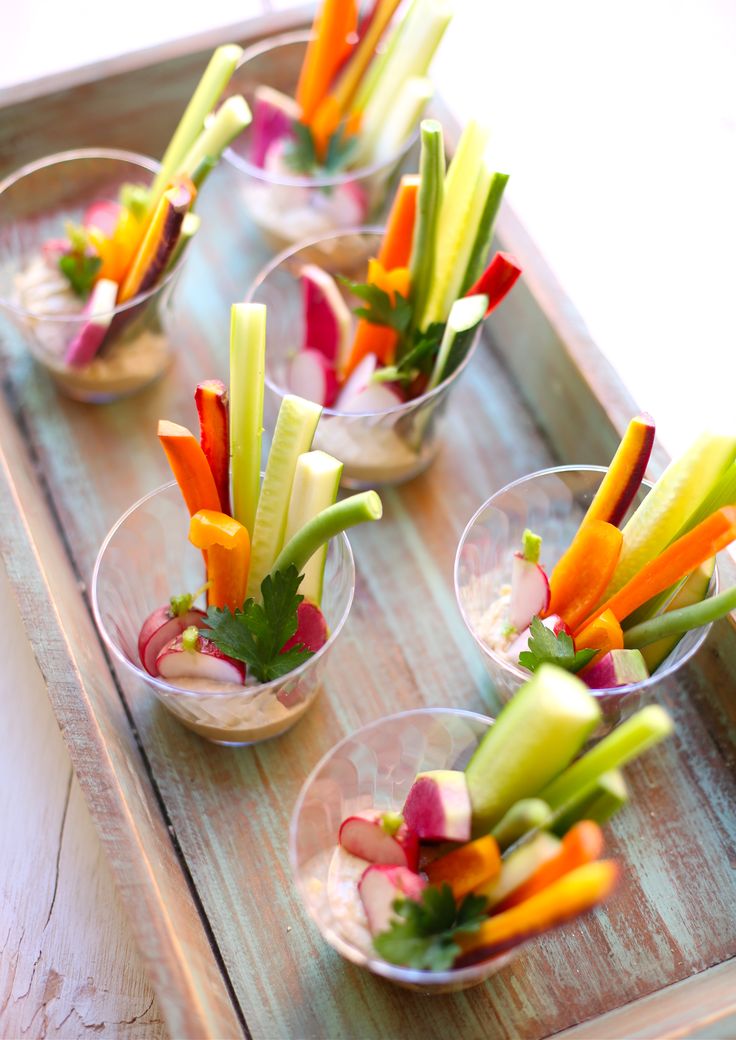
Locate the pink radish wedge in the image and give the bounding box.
[138,605,207,676]
[64,277,119,367]
[281,601,329,654]
[250,85,300,168]
[288,349,339,407]
[156,626,245,684]
[402,770,472,843]
[334,353,377,410]
[358,865,426,936]
[301,264,352,368]
[338,810,419,870]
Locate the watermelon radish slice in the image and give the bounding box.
[84,199,122,237]
[288,349,339,407]
[250,85,300,168]
[301,264,352,368]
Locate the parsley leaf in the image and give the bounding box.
[203,565,314,683]
[518,615,598,674]
[338,275,413,335]
[283,120,359,178]
[373,884,488,971]
[283,122,318,175]
[58,223,102,298]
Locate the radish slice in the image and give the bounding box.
[334,353,377,410]
[337,382,405,414]
[288,349,339,407]
[84,200,122,237]
[64,278,119,367]
[138,604,207,676]
[250,85,300,168]
[509,554,551,631]
[359,865,426,936]
[156,632,245,684]
[301,264,352,367]
[281,601,328,653]
[339,810,419,870]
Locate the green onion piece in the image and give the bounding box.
[271,492,383,577]
[624,585,736,649]
[409,119,445,330]
[230,303,266,538]
[523,529,542,564]
[182,625,200,652]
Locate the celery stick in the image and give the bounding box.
[271,492,383,577]
[538,705,674,812]
[230,303,265,538]
[151,44,243,203]
[550,770,628,836]
[190,155,218,191]
[247,395,322,599]
[284,451,343,606]
[166,212,200,272]
[409,119,445,330]
[358,76,433,168]
[491,798,552,851]
[180,96,251,180]
[460,171,510,294]
[352,0,423,114]
[420,121,490,328]
[426,293,487,391]
[624,584,736,650]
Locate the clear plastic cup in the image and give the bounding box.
[223,30,417,256]
[0,148,186,403]
[290,707,523,993]
[92,481,355,746]
[246,229,482,489]
[454,465,719,724]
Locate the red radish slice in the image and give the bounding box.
[288,349,339,407]
[509,554,551,631]
[250,85,301,168]
[334,353,377,410]
[84,200,122,237]
[156,632,245,684]
[338,810,419,870]
[301,264,352,368]
[336,382,404,414]
[138,605,207,676]
[359,865,426,936]
[281,601,328,654]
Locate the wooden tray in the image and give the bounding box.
[1,9,735,1038]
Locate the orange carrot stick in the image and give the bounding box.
[547,520,623,631]
[575,609,624,666]
[310,95,343,160]
[377,175,420,270]
[329,0,403,115]
[119,184,192,303]
[158,420,222,517]
[494,821,604,912]
[456,860,619,966]
[189,510,250,611]
[425,836,501,901]
[578,506,736,630]
[584,414,656,528]
[296,0,358,123]
[342,259,410,375]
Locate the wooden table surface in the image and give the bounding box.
[1,9,736,1039]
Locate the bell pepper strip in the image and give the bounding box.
[494,821,604,913]
[88,206,146,285]
[119,183,192,303]
[577,506,736,631]
[189,510,250,611]
[574,609,624,667]
[158,420,222,516]
[343,260,411,375]
[584,414,656,528]
[377,175,420,270]
[296,0,358,123]
[455,860,619,966]
[547,520,623,631]
[424,836,501,902]
[464,251,522,316]
[195,380,230,515]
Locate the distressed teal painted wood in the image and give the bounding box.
[1,10,735,1039]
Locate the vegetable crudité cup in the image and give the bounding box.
[0,149,185,403]
[454,466,719,724]
[290,707,522,993]
[223,31,417,256]
[246,228,482,489]
[92,481,355,746]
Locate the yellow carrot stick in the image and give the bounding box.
[119,183,193,303]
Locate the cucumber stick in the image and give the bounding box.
[606,432,736,596]
[421,121,490,329]
[230,303,265,538]
[409,119,445,328]
[464,664,602,835]
[460,171,510,294]
[427,294,487,391]
[490,798,552,851]
[246,395,322,599]
[284,451,343,606]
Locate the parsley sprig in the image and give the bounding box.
[203,565,313,683]
[373,884,488,971]
[58,222,101,298]
[518,615,598,674]
[284,121,360,177]
[338,275,413,336]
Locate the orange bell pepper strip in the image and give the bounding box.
[494,821,604,913]
[342,259,411,376]
[296,0,358,123]
[455,860,619,966]
[189,510,250,612]
[584,414,656,528]
[547,520,623,631]
[577,506,736,632]
[158,420,222,517]
[574,609,624,666]
[425,836,501,902]
[377,175,420,270]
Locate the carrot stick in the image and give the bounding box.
[455,860,618,966]
[425,836,501,901]
[296,0,358,123]
[377,175,420,270]
[310,95,342,160]
[575,609,624,666]
[331,0,403,114]
[119,183,193,303]
[342,260,411,375]
[494,821,604,912]
[158,420,222,517]
[189,510,250,611]
[584,414,656,528]
[578,506,736,630]
[547,520,623,631]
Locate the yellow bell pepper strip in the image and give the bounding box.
[574,609,624,667]
[189,510,250,612]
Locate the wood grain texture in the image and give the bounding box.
[1,8,735,1038]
